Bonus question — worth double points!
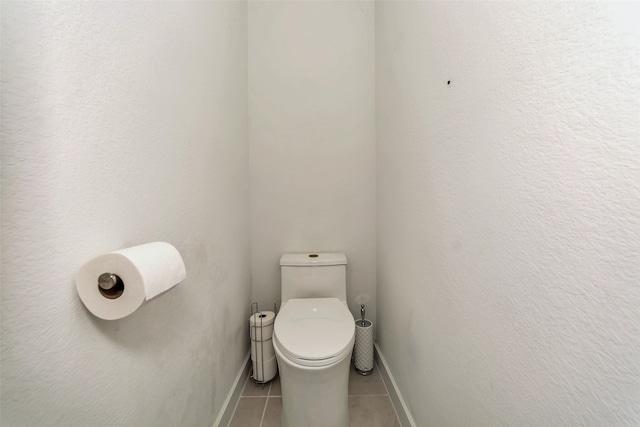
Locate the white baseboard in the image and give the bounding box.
[375,343,417,427]
[211,352,251,427]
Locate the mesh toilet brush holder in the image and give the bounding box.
[354,304,374,375]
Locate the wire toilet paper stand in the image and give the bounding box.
[249,302,277,387]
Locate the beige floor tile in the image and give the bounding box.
[231,368,400,427]
[229,397,266,427]
[349,396,400,427]
[349,364,387,396]
[269,374,281,396]
[261,397,282,427]
[242,376,270,397]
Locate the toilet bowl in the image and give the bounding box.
[273,297,355,427]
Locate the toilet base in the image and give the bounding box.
[274,341,353,427]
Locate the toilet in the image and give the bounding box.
[273,253,355,427]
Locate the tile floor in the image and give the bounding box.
[229,362,401,427]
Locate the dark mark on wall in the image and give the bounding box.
[447,81,451,85]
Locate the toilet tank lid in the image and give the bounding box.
[280,253,347,266]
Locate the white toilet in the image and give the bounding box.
[273,253,355,427]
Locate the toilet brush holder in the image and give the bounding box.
[354,319,374,375]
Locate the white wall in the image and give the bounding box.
[248,1,376,322]
[376,2,640,426]
[0,2,250,426]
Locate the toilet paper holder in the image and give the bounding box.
[250,302,276,385]
[76,242,186,320]
[98,273,117,290]
[97,272,124,299]
[355,304,374,375]
[357,304,371,327]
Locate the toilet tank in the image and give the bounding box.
[280,253,347,303]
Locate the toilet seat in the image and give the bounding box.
[274,298,355,368]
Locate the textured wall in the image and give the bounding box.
[1,2,250,426]
[248,1,376,322]
[376,2,640,426]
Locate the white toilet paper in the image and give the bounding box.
[249,310,277,382]
[249,311,275,340]
[76,242,186,320]
[252,355,277,383]
[251,339,275,361]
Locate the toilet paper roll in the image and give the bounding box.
[249,311,275,340]
[76,242,186,320]
[251,339,275,361]
[252,354,277,383]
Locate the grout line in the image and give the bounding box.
[348,394,391,397]
[258,396,269,427]
[257,381,272,427]
[242,375,272,398]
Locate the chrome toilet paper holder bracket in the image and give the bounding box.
[97,272,124,299]
[357,304,371,327]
